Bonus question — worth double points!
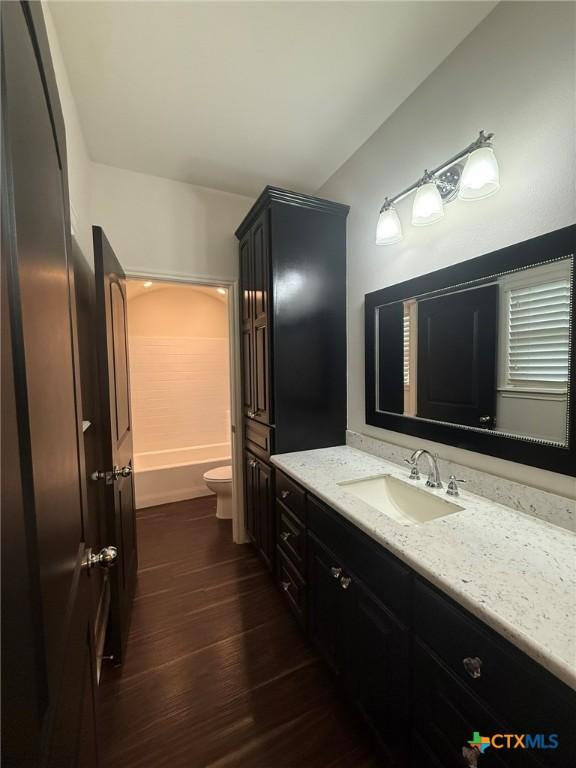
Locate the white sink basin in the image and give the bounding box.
[338,474,464,526]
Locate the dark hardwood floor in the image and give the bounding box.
[99,496,378,768]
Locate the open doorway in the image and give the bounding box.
[125,277,242,541]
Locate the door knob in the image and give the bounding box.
[112,465,132,479]
[330,566,342,579]
[86,546,118,569]
[92,465,132,483]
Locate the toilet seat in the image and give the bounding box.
[203,465,232,483]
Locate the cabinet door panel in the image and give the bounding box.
[348,582,410,766]
[242,326,254,415]
[254,321,270,423]
[413,641,540,768]
[307,534,345,676]
[252,213,269,321]
[251,211,271,424]
[255,458,274,572]
[240,233,255,416]
[244,453,256,543]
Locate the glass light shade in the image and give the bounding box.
[458,146,500,200]
[376,207,403,245]
[411,182,444,226]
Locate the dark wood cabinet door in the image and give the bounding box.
[417,285,498,428]
[412,642,540,768]
[347,581,411,766]
[307,534,345,676]
[255,457,274,571]
[251,212,271,425]
[239,232,255,417]
[244,452,257,543]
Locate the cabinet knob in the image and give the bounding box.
[247,410,255,418]
[280,531,291,542]
[461,745,480,767]
[280,580,291,592]
[280,490,291,500]
[463,656,482,679]
[330,566,342,579]
[340,575,352,590]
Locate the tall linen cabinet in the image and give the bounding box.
[236,187,349,569]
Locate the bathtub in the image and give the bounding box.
[134,443,231,509]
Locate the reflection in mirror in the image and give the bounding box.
[376,256,572,446]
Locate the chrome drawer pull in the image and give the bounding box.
[280,580,291,592]
[280,490,291,499]
[340,575,352,590]
[280,531,292,542]
[330,566,342,579]
[463,656,482,679]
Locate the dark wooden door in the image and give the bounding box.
[307,534,346,676]
[93,226,138,665]
[417,285,498,428]
[239,231,255,418]
[1,3,99,765]
[251,212,272,425]
[347,580,410,766]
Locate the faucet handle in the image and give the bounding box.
[404,457,420,480]
[446,475,466,497]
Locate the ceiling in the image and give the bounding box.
[126,279,228,303]
[50,1,496,197]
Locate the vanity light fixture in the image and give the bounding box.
[411,172,444,227]
[376,199,403,244]
[376,130,500,244]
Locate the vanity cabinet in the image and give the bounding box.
[237,187,348,571]
[244,451,274,570]
[271,466,576,768]
[307,500,412,767]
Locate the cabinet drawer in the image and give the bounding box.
[414,580,575,767]
[277,551,307,628]
[275,470,306,522]
[244,419,273,460]
[307,495,410,624]
[276,502,306,574]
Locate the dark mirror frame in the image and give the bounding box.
[365,225,576,476]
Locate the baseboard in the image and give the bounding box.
[136,487,215,509]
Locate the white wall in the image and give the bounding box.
[318,2,576,497]
[42,2,93,260]
[43,2,254,282]
[90,163,253,281]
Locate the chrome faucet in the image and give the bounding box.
[408,449,442,489]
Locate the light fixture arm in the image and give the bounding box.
[382,130,495,209]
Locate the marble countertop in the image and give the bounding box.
[271,446,576,690]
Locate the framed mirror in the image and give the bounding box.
[365,225,576,475]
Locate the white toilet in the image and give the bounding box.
[203,465,233,519]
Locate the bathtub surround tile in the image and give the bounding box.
[271,446,576,690]
[346,430,576,533]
